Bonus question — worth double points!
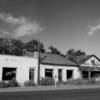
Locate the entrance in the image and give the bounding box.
[82,71,100,79]
[29,69,35,81]
[58,69,62,82]
[82,71,88,79]
[67,70,73,80]
[91,71,100,78]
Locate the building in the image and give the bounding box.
[40,53,81,82]
[0,53,100,85]
[78,55,100,79]
[0,52,81,85]
[0,54,38,85]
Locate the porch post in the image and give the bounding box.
[88,71,91,79]
[80,70,82,79]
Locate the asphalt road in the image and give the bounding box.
[0,88,100,100]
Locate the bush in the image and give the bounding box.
[88,79,96,84]
[64,79,96,85]
[24,81,36,86]
[0,81,7,88]
[40,77,55,86]
[7,80,19,87]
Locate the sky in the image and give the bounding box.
[0,0,100,56]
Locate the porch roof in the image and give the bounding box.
[79,66,100,71]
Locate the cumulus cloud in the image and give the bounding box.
[0,13,25,24]
[88,24,100,36]
[0,13,45,38]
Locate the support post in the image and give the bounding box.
[37,37,40,85]
[88,71,91,80]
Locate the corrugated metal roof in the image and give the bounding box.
[40,53,77,66]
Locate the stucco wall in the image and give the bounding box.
[40,64,81,82]
[0,54,81,85]
[0,55,38,84]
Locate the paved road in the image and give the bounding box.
[0,88,100,100]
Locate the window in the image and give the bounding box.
[67,70,73,80]
[82,71,88,79]
[29,69,35,81]
[2,67,16,81]
[45,69,53,78]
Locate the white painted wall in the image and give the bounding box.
[81,56,100,67]
[0,55,38,85]
[40,64,81,82]
[0,54,81,85]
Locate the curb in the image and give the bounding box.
[0,85,100,93]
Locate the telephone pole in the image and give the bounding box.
[37,36,40,85]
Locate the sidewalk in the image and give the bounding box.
[0,85,100,92]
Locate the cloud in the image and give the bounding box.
[0,13,45,38]
[0,13,25,24]
[88,24,100,36]
[14,22,44,37]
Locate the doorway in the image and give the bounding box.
[67,70,73,80]
[58,69,62,82]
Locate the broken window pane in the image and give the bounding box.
[45,69,53,78]
[2,67,16,81]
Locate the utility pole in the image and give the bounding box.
[37,37,40,85]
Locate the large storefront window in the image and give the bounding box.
[2,67,16,81]
[45,69,53,78]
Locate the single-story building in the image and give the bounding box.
[0,54,38,85]
[0,52,100,85]
[0,52,81,85]
[40,53,81,82]
[78,55,100,79]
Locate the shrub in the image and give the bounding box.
[40,77,55,86]
[64,79,95,85]
[7,80,19,87]
[88,79,96,84]
[24,81,36,86]
[0,81,7,88]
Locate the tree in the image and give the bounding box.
[75,50,86,57]
[67,49,75,56]
[66,49,86,63]
[48,46,62,55]
[11,39,25,56]
[39,42,45,53]
[24,39,38,52]
[0,38,24,56]
[25,39,45,53]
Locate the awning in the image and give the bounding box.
[79,66,100,72]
